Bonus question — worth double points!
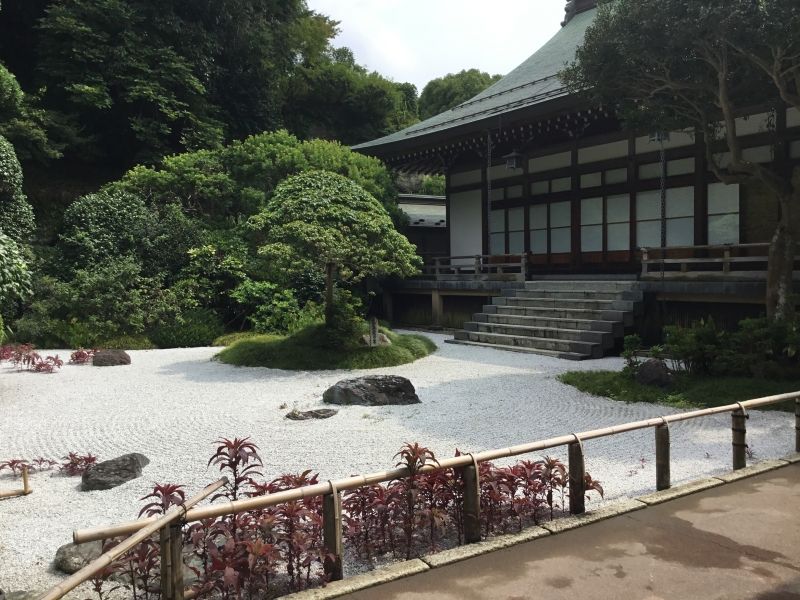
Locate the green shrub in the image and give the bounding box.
[664,318,730,375]
[149,308,224,348]
[0,313,4,344]
[622,334,642,376]
[98,335,156,350]
[0,231,31,303]
[13,259,164,347]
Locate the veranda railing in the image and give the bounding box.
[41,392,800,600]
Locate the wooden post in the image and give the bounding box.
[723,247,731,274]
[323,487,344,581]
[160,525,174,600]
[641,248,649,276]
[474,255,482,276]
[732,408,748,470]
[795,398,799,453]
[431,290,443,328]
[434,257,442,281]
[459,460,481,544]
[22,466,30,495]
[655,423,670,491]
[169,522,184,600]
[568,440,585,515]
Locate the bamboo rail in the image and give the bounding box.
[74,391,800,545]
[0,466,31,499]
[52,392,799,600]
[39,477,227,600]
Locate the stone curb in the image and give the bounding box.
[422,526,550,568]
[636,476,724,506]
[541,498,647,533]
[713,459,789,483]
[782,452,800,464]
[282,559,429,600]
[281,459,799,599]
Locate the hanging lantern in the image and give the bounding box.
[503,150,524,170]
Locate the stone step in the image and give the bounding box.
[524,280,641,293]
[444,338,589,361]
[473,313,624,336]
[509,289,643,302]
[463,321,613,349]
[488,304,634,327]
[453,329,601,359]
[494,296,636,312]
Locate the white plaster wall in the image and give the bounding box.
[578,139,628,164]
[449,189,483,261]
[450,168,482,187]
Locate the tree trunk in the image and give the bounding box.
[325,262,335,327]
[766,195,795,321]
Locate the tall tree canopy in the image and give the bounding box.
[418,69,502,120]
[0,0,419,168]
[562,0,800,320]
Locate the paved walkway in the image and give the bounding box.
[346,464,800,600]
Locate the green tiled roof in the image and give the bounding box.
[353,8,597,154]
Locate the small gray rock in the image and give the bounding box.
[286,409,338,421]
[54,541,103,574]
[93,349,131,367]
[81,453,150,491]
[636,358,672,388]
[323,375,420,406]
[4,592,41,600]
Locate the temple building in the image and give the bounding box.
[355,0,800,359]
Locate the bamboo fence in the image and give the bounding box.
[41,392,800,600]
[0,466,31,499]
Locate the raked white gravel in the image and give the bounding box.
[0,331,795,594]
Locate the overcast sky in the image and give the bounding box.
[305,1,565,92]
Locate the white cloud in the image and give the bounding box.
[307,0,566,91]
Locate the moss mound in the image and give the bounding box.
[216,325,436,370]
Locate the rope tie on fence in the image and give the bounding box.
[735,402,750,420]
[658,416,670,429]
[570,433,583,449]
[327,480,339,496]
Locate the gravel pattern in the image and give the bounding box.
[0,332,795,594]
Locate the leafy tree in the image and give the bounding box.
[0,230,31,304]
[0,133,35,243]
[285,48,419,144]
[418,69,502,120]
[109,130,400,223]
[0,62,58,161]
[562,0,800,320]
[252,171,420,326]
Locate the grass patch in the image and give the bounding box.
[216,325,437,370]
[213,331,262,347]
[558,370,798,412]
[98,335,156,350]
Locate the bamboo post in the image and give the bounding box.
[459,458,481,544]
[732,406,748,470]
[655,422,670,491]
[22,466,30,495]
[795,399,799,453]
[169,522,184,600]
[568,439,585,515]
[160,526,174,600]
[322,484,344,581]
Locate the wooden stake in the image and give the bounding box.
[568,440,585,515]
[169,522,184,600]
[655,423,670,491]
[322,486,343,581]
[732,408,747,470]
[460,459,481,544]
[795,399,799,453]
[160,525,174,600]
[22,466,30,495]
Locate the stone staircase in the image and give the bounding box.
[449,280,642,360]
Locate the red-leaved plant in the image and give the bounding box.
[88,439,602,600]
[70,348,96,365]
[61,452,98,476]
